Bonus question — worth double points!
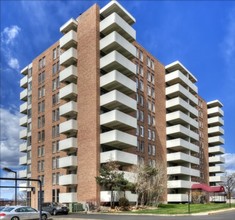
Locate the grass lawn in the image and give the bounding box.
[131,203,235,214]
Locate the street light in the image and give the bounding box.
[3,167,17,205]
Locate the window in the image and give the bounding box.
[148,114,151,125]
[151,74,155,84]
[140,141,144,152]
[138,156,144,165]
[52,109,60,122]
[148,129,151,140]
[28,122,32,132]
[148,101,151,111]
[27,150,31,160]
[52,141,59,153]
[150,60,154,70]
[38,71,45,84]
[38,86,45,99]
[139,50,143,61]
[52,93,59,105]
[53,48,57,60]
[52,173,56,185]
[56,173,60,185]
[38,130,45,142]
[52,62,60,75]
[152,88,155,98]
[152,130,155,141]
[52,125,60,138]
[136,63,139,75]
[28,109,32,118]
[152,116,155,126]
[140,126,144,137]
[28,81,32,91]
[38,115,45,128]
[152,103,155,112]
[152,145,156,156]
[136,125,139,136]
[28,68,32,77]
[147,57,151,67]
[139,65,143,76]
[140,110,144,122]
[147,72,151,82]
[136,109,139,120]
[147,85,151,96]
[38,57,46,70]
[139,80,144,91]
[38,101,45,113]
[52,157,57,169]
[136,78,139,89]
[52,77,60,91]
[148,144,152,155]
[139,95,144,106]
[41,145,45,156]
[28,95,32,105]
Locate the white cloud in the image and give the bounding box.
[1,25,21,71]
[224,153,235,174]
[8,57,20,70]
[0,107,23,169]
[1,25,21,45]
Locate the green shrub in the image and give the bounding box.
[119,197,129,211]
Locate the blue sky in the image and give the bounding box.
[0,0,235,199]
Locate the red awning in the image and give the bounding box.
[192,183,225,192]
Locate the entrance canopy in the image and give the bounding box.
[192,183,225,192]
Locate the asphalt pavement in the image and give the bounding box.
[52,208,235,220]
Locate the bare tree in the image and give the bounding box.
[223,173,235,207]
[133,162,167,207]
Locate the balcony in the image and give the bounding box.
[167,166,200,177]
[100,191,137,202]
[59,83,77,101]
[60,101,77,118]
[19,155,27,165]
[20,89,28,101]
[19,115,28,127]
[19,129,27,140]
[117,171,137,183]
[208,146,225,155]
[60,119,78,135]
[208,136,224,145]
[58,155,77,168]
[60,30,77,50]
[167,152,199,165]
[207,100,223,108]
[167,194,188,202]
[100,31,136,59]
[59,137,77,152]
[166,125,199,141]
[19,142,27,152]
[59,174,77,186]
[20,75,28,88]
[207,106,224,117]
[60,65,77,83]
[209,176,225,183]
[208,116,224,126]
[100,110,136,131]
[209,155,225,164]
[100,150,137,165]
[166,84,198,106]
[100,12,136,42]
[100,51,136,76]
[19,169,27,178]
[100,90,136,113]
[21,66,28,75]
[167,180,191,189]
[59,192,77,203]
[166,111,198,129]
[166,97,198,118]
[20,102,28,114]
[100,130,137,148]
[165,70,198,94]
[167,138,199,153]
[60,18,77,34]
[208,126,224,136]
[60,48,77,67]
[209,165,225,173]
[100,70,136,95]
[100,0,135,25]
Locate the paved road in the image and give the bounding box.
[52,210,235,220]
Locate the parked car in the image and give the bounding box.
[41,202,69,215]
[0,206,51,220]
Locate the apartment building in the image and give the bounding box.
[19,0,225,207]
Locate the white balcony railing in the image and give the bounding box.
[100,130,137,148]
[167,138,199,153]
[58,156,77,168]
[100,70,136,95]
[59,137,77,152]
[60,30,77,50]
[100,150,137,165]
[59,192,77,203]
[100,12,136,42]
[59,174,77,186]
[60,65,77,83]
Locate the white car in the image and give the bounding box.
[0,206,51,220]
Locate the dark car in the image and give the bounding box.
[41,202,69,216]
